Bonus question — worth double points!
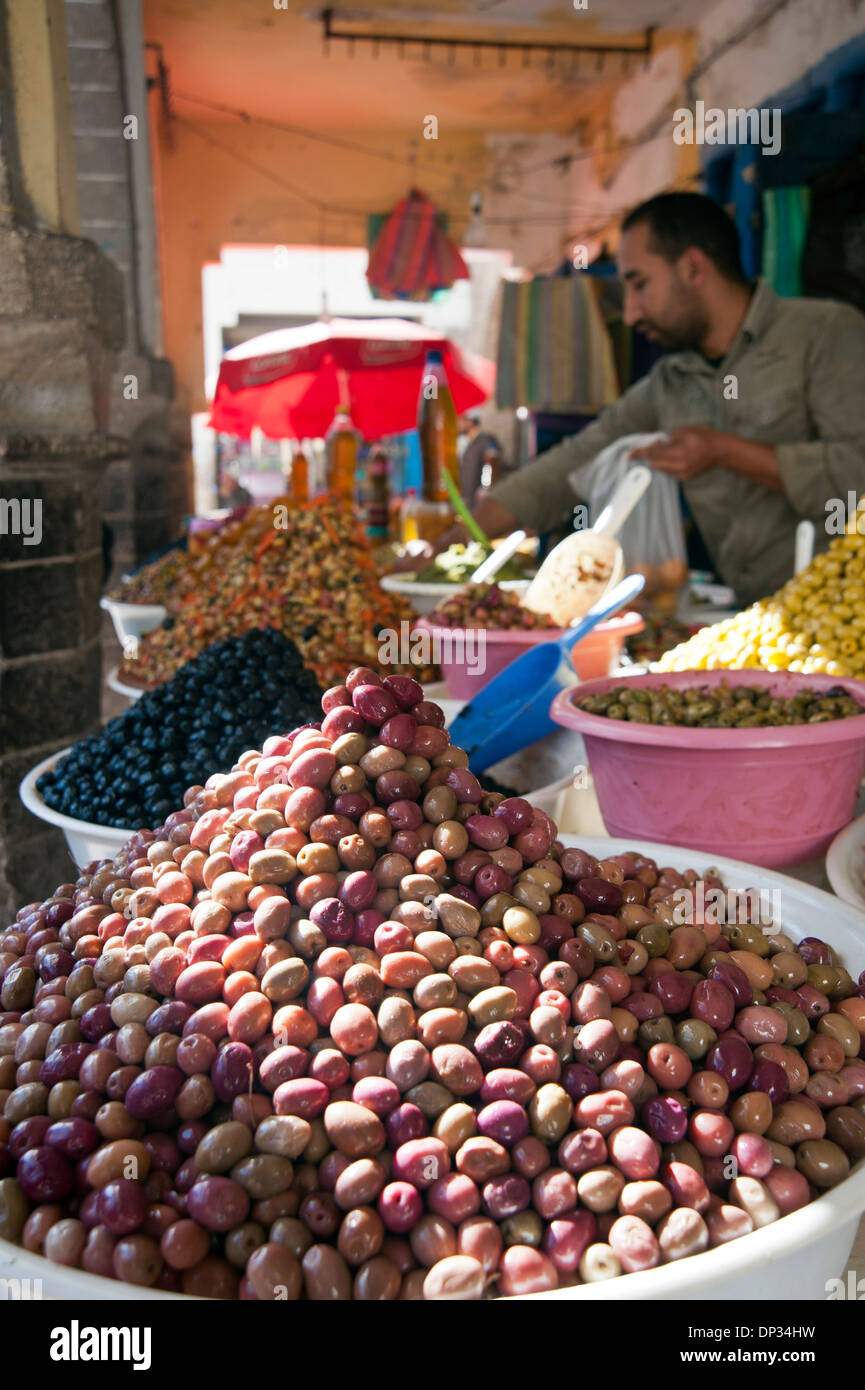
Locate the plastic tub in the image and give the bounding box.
[551,669,865,868]
[2,834,863,1301]
[415,612,643,701]
[19,749,133,867]
[99,596,166,650]
[380,574,528,616]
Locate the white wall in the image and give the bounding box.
[560,0,865,255]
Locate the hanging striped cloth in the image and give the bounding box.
[496,275,619,413]
[366,189,470,301]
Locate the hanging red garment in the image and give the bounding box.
[367,189,470,301]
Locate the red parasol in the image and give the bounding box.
[208,317,494,441]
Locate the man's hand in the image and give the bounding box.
[628,426,725,481]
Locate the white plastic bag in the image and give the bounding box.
[569,432,688,577]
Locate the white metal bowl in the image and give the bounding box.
[381,574,528,615]
[826,813,865,915]
[99,595,167,649]
[19,749,134,867]
[1,835,863,1300]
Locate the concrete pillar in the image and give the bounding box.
[64,0,188,594]
[0,0,125,917]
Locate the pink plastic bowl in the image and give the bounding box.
[415,612,643,701]
[551,669,865,868]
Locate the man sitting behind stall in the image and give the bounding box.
[465,192,865,605]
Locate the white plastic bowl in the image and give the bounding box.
[826,813,865,915]
[380,574,528,615]
[105,665,144,702]
[19,749,133,867]
[2,835,863,1300]
[100,595,167,650]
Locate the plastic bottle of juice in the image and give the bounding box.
[326,406,358,502]
[416,349,457,542]
[290,443,309,503]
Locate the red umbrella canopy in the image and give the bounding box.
[208,317,495,440]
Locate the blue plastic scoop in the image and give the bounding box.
[448,573,646,774]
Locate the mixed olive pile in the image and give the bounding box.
[577,681,864,728]
[1,673,864,1300]
[119,499,422,690]
[37,631,323,830]
[427,584,555,632]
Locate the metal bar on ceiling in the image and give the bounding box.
[319,8,654,61]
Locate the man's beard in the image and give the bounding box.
[635,306,708,353]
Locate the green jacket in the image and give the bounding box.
[488,280,865,605]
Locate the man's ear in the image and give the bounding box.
[679,246,709,287]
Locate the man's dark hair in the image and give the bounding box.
[621,192,747,284]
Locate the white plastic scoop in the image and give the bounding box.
[470,530,528,585]
[795,519,815,575]
[521,465,652,626]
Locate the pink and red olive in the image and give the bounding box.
[481,1174,530,1220]
[145,1002,192,1037]
[706,1035,754,1090]
[474,865,513,900]
[17,1146,75,1202]
[690,979,736,1032]
[707,960,754,1010]
[660,1162,710,1212]
[38,948,74,981]
[353,910,384,949]
[497,1246,558,1296]
[352,1077,400,1117]
[492,798,533,834]
[187,1176,250,1232]
[377,1181,423,1234]
[339,873,377,911]
[642,1095,688,1144]
[211,1043,256,1102]
[273,1079,329,1119]
[411,700,445,729]
[79,1005,114,1042]
[542,1210,596,1271]
[391,1138,450,1189]
[97,1179,148,1235]
[386,1104,428,1149]
[575,877,624,914]
[44,1118,99,1160]
[321,708,364,739]
[321,684,351,713]
[561,1064,600,1103]
[383,674,424,710]
[473,1022,525,1069]
[729,1132,774,1178]
[573,1019,619,1072]
[650,973,693,1015]
[427,1174,481,1224]
[557,1129,607,1175]
[39,1043,93,1086]
[353,685,399,726]
[748,1058,790,1105]
[476,1101,529,1147]
[10,1117,52,1159]
[444,768,483,804]
[480,1069,536,1107]
[798,937,832,965]
[309,898,355,945]
[124,1066,183,1120]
